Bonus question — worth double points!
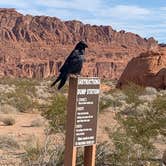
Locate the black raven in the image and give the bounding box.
[51,41,88,89]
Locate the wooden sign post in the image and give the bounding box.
[64,76,100,166]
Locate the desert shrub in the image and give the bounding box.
[87,129,150,166]
[152,94,166,112]
[42,93,67,133]
[145,87,157,95]
[117,94,166,146]
[15,78,37,96]
[24,144,65,166]
[4,92,33,112]
[99,93,122,111]
[152,95,166,136]
[30,118,44,127]
[96,142,112,166]
[99,97,114,111]
[25,141,42,161]
[0,78,58,113]
[0,78,40,113]
[14,94,32,112]
[122,82,144,105]
[1,116,15,126]
[0,136,19,150]
[109,91,166,165]
[61,142,113,166]
[59,82,69,94]
[0,77,38,97]
[23,134,65,166]
[0,104,17,113]
[109,128,158,166]
[46,145,65,166]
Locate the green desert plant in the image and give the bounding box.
[110,91,166,165]
[108,128,158,166]
[42,93,67,133]
[117,95,166,147]
[122,82,144,105]
[99,97,114,111]
[152,94,166,112]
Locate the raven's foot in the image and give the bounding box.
[70,74,77,78]
[70,74,81,78]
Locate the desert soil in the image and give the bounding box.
[0,110,116,165]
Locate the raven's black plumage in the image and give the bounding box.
[51,41,88,89]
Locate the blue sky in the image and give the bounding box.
[0,0,165,43]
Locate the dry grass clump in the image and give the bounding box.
[0,136,19,150]
[24,141,42,161]
[0,116,15,126]
[22,134,65,165]
[0,104,17,114]
[30,118,44,127]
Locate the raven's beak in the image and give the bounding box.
[85,44,88,48]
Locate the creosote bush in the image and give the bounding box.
[0,78,41,112]
[42,93,67,133]
[110,87,166,165]
[108,128,158,166]
[122,82,144,105]
[99,98,114,111]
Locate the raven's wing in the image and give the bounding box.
[59,50,79,73]
[51,50,81,88]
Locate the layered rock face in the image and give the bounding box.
[0,8,159,79]
[117,47,166,89]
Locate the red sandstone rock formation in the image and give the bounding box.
[0,8,159,79]
[117,48,166,89]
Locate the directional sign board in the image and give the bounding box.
[74,77,100,147]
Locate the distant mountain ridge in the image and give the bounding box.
[0,8,159,79]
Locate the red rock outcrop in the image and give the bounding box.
[0,8,159,79]
[117,48,166,89]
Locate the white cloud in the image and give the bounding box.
[105,5,150,18]
[115,5,150,15]
[0,0,30,8]
[35,0,102,12]
[0,0,165,42]
[18,8,45,16]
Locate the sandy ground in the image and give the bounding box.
[0,110,116,165]
[0,113,46,146]
[0,113,45,165]
[0,110,165,165]
[0,110,116,145]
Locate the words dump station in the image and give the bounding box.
[74,78,100,147]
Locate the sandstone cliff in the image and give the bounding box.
[0,8,159,79]
[117,47,166,89]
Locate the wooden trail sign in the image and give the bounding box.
[64,76,100,166]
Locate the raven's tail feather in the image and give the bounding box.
[57,74,68,90]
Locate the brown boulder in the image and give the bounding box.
[117,49,166,89]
